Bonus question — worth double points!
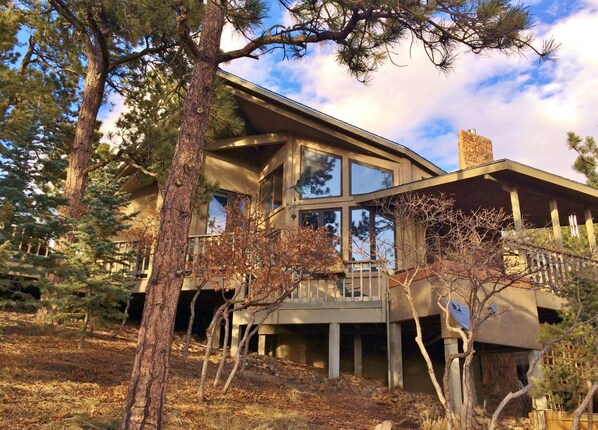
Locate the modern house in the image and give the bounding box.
[115,70,598,417]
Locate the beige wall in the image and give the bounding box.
[390,278,541,349]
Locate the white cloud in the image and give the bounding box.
[219,2,598,184]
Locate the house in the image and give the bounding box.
[116,70,598,416]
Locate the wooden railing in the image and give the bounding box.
[2,224,52,260]
[515,241,598,287]
[113,236,386,303]
[112,241,152,278]
[287,260,385,303]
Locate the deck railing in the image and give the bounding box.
[515,241,598,287]
[287,260,384,303]
[1,224,53,259]
[113,235,386,303]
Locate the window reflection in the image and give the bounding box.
[206,191,250,234]
[350,208,395,267]
[298,148,341,198]
[350,161,393,194]
[259,165,284,213]
[206,192,228,234]
[300,209,341,253]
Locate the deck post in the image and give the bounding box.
[328,323,340,379]
[444,337,463,411]
[389,322,403,389]
[258,334,267,355]
[230,323,241,357]
[584,207,596,254]
[354,334,363,376]
[508,187,527,265]
[549,198,564,251]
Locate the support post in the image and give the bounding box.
[509,187,524,237]
[389,323,403,389]
[230,324,241,357]
[444,338,463,411]
[258,334,266,355]
[509,186,527,265]
[549,198,564,251]
[584,208,596,254]
[354,334,363,377]
[528,350,547,430]
[328,323,340,379]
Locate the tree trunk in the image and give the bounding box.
[222,314,254,395]
[63,38,107,221]
[119,3,225,428]
[199,304,226,402]
[112,299,131,338]
[183,282,204,361]
[213,308,230,387]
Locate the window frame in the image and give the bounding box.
[298,146,343,200]
[349,159,394,196]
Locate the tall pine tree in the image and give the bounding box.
[0,0,74,309]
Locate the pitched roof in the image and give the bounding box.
[218,70,445,176]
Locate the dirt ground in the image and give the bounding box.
[0,311,523,430]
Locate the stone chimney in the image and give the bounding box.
[458,129,493,170]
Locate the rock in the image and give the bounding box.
[374,420,396,430]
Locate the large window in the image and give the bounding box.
[259,165,283,213]
[206,191,249,234]
[298,148,341,198]
[350,208,395,266]
[300,209,342,253]
[350,161,393,195]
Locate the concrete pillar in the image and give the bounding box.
[584,208,596,253]
[328,323,340,379]
[549,198,564,251]
[528,350,547,430]
[258,334,267,355]
[389,322,404,389]
[354,335,363,376]
[444,338,463,411]
[230,324,241,357]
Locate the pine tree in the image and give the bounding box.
[28,0,200,221]
[567,131,598,188]
[54,170,135,348]
[0,0,74,309]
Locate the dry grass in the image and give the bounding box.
[0,311,419,430]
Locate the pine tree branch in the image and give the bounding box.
[109,41,178,72]
[48,0,87,34]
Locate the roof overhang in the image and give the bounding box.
[356,159,598,228]
[217,70,445,176]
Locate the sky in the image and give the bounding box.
[101,0,598,182]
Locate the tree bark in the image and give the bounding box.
[63,38,107,220]
[119,3,225,428]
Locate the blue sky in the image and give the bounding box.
[101,0,598,182]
